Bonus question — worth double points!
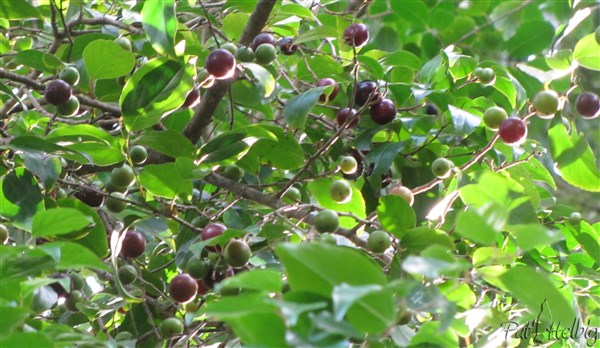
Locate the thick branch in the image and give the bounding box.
[67,16,143,35]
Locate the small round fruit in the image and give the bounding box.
[105,181,127,193]
[498,117,527,145]
[475,67,495,85]
[205,49,236,79]
[339,156,358,174]
[222,165,244,181]
[105,192,127,213]
[282,187,301,203]
[278,37,297,55]
[329,180,352,203]
[344,23,369,47]
[59,67,80,86]
[120,231,146,258]
[221,42,237,55]
[370,99,397,125]
[74,187,104,207]
[0,224,8,244]
[129,145,148,165]
[367,230,391,253]
[45,79,72,106]
[314,210,340,233]
[197,279,210,295]
[159,317,184,337]
[110,165,135,188]
[224,239,251,268]
[185,301,201,312]
[118,265,137,285]
[424,104,438,116]
[254,43,277,65]
[235,46,255,62]
[319,233,337,245]
[355,80,380,106]
[186,257,211,279]
[65,290,84,311]
[533,90,560,118]
[336,108,358,128]
[182,88,200,108]
[483,106,508,130]
[431,158,454,179]
[201,223,227,241]
[250,32,277,50]
[569,212,582,225]
[170,273,198,303]
[114,37,132,52]
[389,185,414,206]
[576,92,600,119]
[191,216,209,228]
[316,78,339,103]
[56,95,80,116]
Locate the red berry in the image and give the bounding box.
[196,279,210,296]
[201,223,227,251]
[278,37,297,55]
[169,273,198,303]
[370,99,396,125]
[576,92,600,119]
[498,117,527,145]
[205,49,236,79]
[344,23,369,47]
[120,231,146,258]
[45,79,72,105]
[336,108,358,128]
[250,33,277,50]
[316,78,339,103]
[354,80,380,106]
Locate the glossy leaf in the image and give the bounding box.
[573,33,600,71]
[142,0,177,57]
[283,86,330,129]
[83,40,135,79]
[32,208,92,238]
[377,195,416,238]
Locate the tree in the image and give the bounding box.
[1,0,599,347]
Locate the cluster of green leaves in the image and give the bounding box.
[1,0,599,347]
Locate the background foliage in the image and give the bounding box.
[1,0,599,347]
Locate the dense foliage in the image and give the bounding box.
[1,0,599,347]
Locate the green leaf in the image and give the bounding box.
[295,26,338,44]
[120,57,195,131]
[402,256,463,279]
[0,307,29,339]
[381,50,421,70]
[56,198,109,258]
[573,33,600,71]
[217,269,282,293]
[0,1,42,19]
[455,204,507,245]
[400,227,455,254]
[504,224,563,251]
[0,333,53,347]
[276,243,394,334]
[46,125,124,166]
[38,242,110,272]
[332,283,383,321]
[83,40,135,80]
[545,49,573,71]
[472,247,516,267]
[142,0,177,57]
[136,130,195,159]
[548,123,600,192]
[283,86,330,129]
[242,63,276,98]
[506,20,555,59]
[499,266,575,326]
[377,195,416,238]
[409,321,458,347]
[199,131,264,164]
[448,105,481,137]
[0,168,44,231]
[32,208,92,238]
[250,125,305,170]
[5,136,89,164]
[21,153,61,191]
[139,158,194,199]
[14,50,54,73]
[365,142,406,191]
[307,178,365,229]
[222,12,249,41]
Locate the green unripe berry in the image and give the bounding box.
[388,185,414,206]
[0,224,8,244]
[110,165,135,188]
[319,233,337,245]
[367,230,391,253]
[254,43,277,65]
[483,106,508,130]
[56,96,80,116]
[569,212,582,225]
[475,67,495,85]
[159,317,184,337]
[235,47,255,63]
[431,158,454,179]
[533,90,560,118]
[114,37,132,52]
[129,145,148,165]
[314,209,340,233]
[221,42,237,55]
[59,67,80,86]
[105,192,127,213]
[223,239,251,268]
[339,156,358,175]
[118,265,137,285]
[221,165,244,181]
[282,187,301,203]
[186,257,211,279]
[329,180,352,203]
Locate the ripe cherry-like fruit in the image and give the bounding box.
[329,180,352,203]
[224,239,251,268]
[278,37,297,55]
[205,49,236,79]
[498,117,527,145]
[316,78,339,103]
[0,224,8,244]
[105,192,127,213]
[314,209,339,233]
[336,108,358,128]
[182,88,200,108]
[533,90,560,118]
[250,33,277,50]
[474,67,495,85]
[56,96,80,116]
[118,265,137,285]
[235,46,255,62]
[431,158,454,179]
[483,106,508,130]
[576,92,600,118]
[74,186,104,207]
[370,99,397,125]
[344,23,369,47]
[159,317,184,337]
[169,273,198,303]
[282,187,301,203]
[201,223,227,251]
[129,145,148,165]
[120,230,146,258]
[339,156,358,174]
[389,185,414,206]
[367,230,391,253]
[45,79,72,106]
[186,257,211,279]
[255,43,277,65]
[110,165,135,188]
[424,104,438,116]
[355,80,380,106]
[114,37,132,52]
[59,67,80,86]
